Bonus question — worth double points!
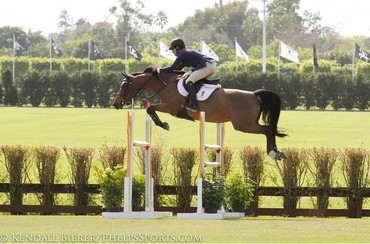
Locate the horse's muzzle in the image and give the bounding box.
[112,101,123,110]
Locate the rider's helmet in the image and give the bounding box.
[169,38,185,50]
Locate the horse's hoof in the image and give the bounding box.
[162,122,170,131]
[279,151,287,159]
[268,150,286,160]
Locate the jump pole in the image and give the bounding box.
[178,111,226,219]
[103,111,172,219]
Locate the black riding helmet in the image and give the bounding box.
[169,38,185,50]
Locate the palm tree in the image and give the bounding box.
[154,11,168,30]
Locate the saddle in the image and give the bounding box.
[177,76,221,102]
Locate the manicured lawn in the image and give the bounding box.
[0,215,370,243]
[0,107,369,150]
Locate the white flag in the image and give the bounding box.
[159,41,176,61]
[201,41,220,62]
[235,40,249,62]
[280,41,299,64]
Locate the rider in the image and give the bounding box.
[152,38,216,112]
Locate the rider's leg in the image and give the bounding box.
[185,81,198,112]
[185,62,216,113]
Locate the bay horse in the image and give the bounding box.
[113,67,287,160]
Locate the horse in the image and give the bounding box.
[113,67,287,160]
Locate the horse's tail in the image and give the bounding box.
[254,89,287,138]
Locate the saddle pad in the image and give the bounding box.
[177,79,221,101]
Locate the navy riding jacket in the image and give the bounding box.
[159,48,214,73]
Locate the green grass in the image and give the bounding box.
[0,107,369,150]
[1,108,370,242]
[0,216,370,243]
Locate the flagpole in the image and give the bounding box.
[49,36,52,72]
[88,37,91,71]
[313,43,315,74]
[235,37,238,73]
[352,42,355,78]
[12,34,15,83]
[262,0,267,74]
[125,37,128,60]
[278,41,281,76]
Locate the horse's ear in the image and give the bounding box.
[121,71,133,81]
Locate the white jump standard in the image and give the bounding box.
[177,111,244,219]
[103,111,172,218]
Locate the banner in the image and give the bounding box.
[90,41,103,59]
[235,40,249,62]
[159,41,176,61]
[14,40,25,57]
[127,42,142,61]
[51,39,63,56]
[355,43,370,63]
[201,41,220,62]
[280,41,299,64]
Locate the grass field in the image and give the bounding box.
[1,107,370,243]
[0,107,369,150]
[0,216,370,243]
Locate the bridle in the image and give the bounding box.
[117,73,168,103]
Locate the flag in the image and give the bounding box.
[280,41,299,64]
[90,41,104,59]
[51,39,63,56]
[127,42,142,61]
[201,41,220,62]
[159,41,176,61]
[14,40,25,57]
[235,40,249,62]
[355,43,370,63]
[313,43,319,70]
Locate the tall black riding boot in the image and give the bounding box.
[185,81,198,112]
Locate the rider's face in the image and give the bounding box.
[172,48,179,56]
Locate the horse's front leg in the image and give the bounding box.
[146,104,170,130]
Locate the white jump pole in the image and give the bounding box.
[125,111,153,212]
[178,111,227,219]
[104,111,172,218]
[197,111,225,213]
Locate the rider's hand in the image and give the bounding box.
[152,69,159,76]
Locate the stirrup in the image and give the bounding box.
[185,104,198,112]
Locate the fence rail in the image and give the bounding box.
[0,184,369,217]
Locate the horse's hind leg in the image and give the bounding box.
[232,121,285,160]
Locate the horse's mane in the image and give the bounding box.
[142,66,185,75]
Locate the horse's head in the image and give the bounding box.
[112,67,183,109]
[112,71,143,109]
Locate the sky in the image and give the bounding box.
[0,0,369,37]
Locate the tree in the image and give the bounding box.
[26,30,48,57]
[242,7,263,48]
[154,11,168,30]
[266,0,303,42]
[58,9,74,32]
[0,26,28,56]
[109,0,154,51]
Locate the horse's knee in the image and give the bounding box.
[146,105,154,114]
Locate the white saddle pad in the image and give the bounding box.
[177,79,221,101]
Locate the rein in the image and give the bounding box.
[154,75,168,95]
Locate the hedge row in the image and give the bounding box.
[0,57,369,110]
[1,145,368,212]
